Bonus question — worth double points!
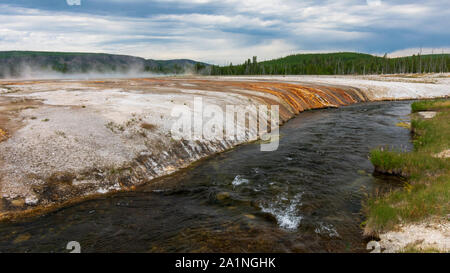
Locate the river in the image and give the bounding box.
[0,101,413,253]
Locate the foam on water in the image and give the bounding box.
[232,175,249,186]
[315,222,340,238]
[260,193,303,230]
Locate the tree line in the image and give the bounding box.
[208,52,450,75]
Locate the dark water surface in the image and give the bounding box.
[0,101,413,253]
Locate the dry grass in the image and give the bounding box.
[400,241,445,253]
[140,123,157,131]
[0,128,7,142]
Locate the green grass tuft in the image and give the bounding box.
[411,99,450,113]
[365,99,450,234]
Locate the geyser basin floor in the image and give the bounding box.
[0,101,415,252]
[0,74,448,219]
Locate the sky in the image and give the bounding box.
[0,0,449,64]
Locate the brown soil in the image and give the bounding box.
[0,96,42,142]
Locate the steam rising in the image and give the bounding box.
[0,63,162,80]
[0,52,207,80]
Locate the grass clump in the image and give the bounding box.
[365,99,450,234]
[411,99,450,113]
[365,174,449,231]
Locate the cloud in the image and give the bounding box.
[388,47,450,57]
[366,0,382,7]
[0,0,448,64]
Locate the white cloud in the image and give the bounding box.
[366,0,382,7]
[0,1,448,64]
[389,47,450,57]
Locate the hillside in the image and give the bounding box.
[2,51,449,78]
[0,51,209,78]
[210,52,450,75]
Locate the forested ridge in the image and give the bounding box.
[2,51,448,77]
[209,52,450,75]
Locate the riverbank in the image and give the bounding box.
[0,74,449,221]
[0,100,416,252]
[0,77,366,220]
[366,99,450,252]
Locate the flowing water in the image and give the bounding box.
[0,101,413,253]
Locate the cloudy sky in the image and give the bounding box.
[0,0,449,64]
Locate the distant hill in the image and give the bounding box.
[210,52,450,75]
[2,51,449,78]
[0,51,209,78]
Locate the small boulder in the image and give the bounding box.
[433,149,450,159]
[417,111,437,119]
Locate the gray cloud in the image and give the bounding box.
[0,0,448,64]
